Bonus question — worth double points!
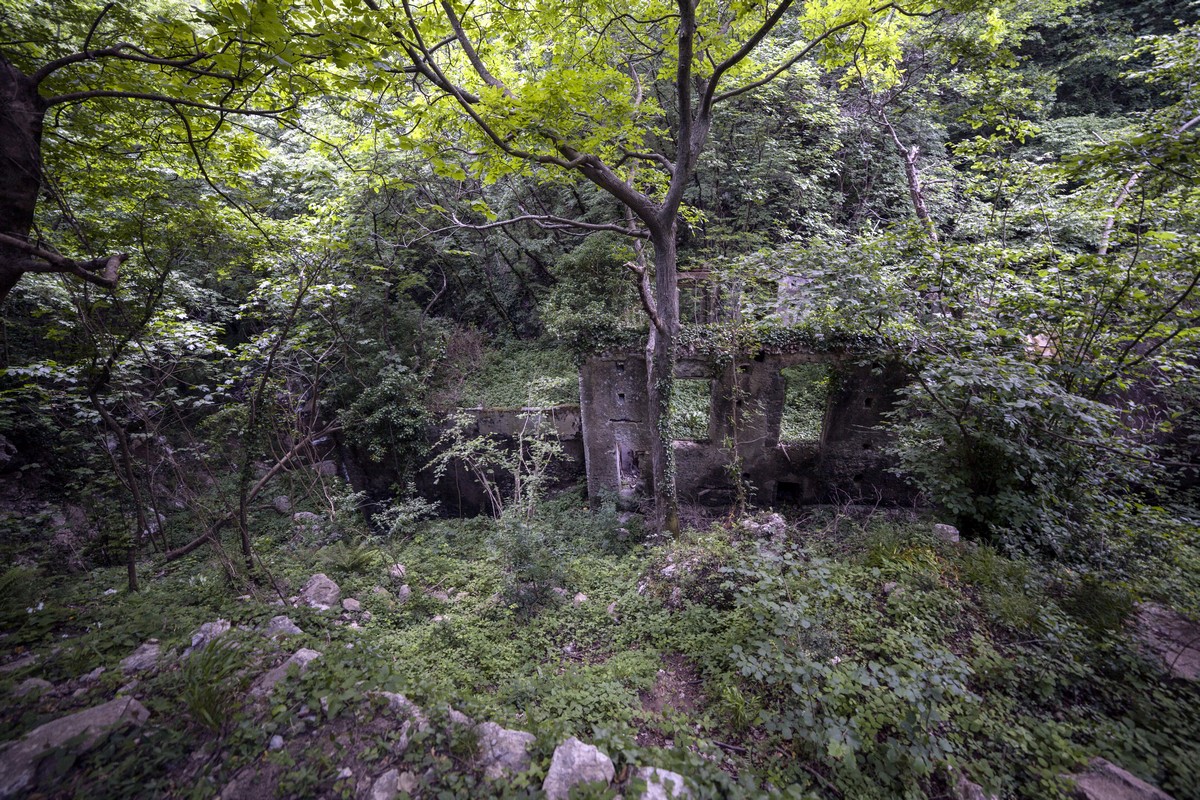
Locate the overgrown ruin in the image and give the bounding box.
[420,346,917,515]
[579,348,915,509]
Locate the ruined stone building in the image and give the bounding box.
[418,269,917,514]
[419,345,914,515]
[578,349,914,509]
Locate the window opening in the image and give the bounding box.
[779,363,831,443]
[670,379,712,441]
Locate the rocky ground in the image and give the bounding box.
[2,503,1199,799]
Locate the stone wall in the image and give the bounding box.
[418,348,915,516]
[579,349,915,508]
[415,405,587,516]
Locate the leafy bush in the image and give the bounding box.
[887,350,1159,558]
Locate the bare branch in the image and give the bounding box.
[0,232,126,288]
[711,14,865,105]
[43,88,295,115]
[626,260,665,334]
[445,211,649,238]
[440,0,512,97]
[83,2,116,54]
[32,43,217,86]
[707,0,796,96]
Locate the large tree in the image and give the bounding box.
[313,0,989,530]
[0,0,309,302]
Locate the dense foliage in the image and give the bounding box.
[1,0,1199,796]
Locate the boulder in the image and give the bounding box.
[184,619,231,657]
[372,691,429,753]
[272,496,292,515]
[120,641,160,675]
[0,653,36,674]
[292,512,323,535]
[542,737,615,800]
[0,696,149,798]
[633,767,692,800]
[370,768,400,800]
[312,460,339,477]
[1132,603,1200,681]
[265,615,304,637]
[250,648,321,697]
[389,563,407,580]
[933,523,961,544]
[743,513,787,539]
[474,721,535,780]
[77,666,104,684]
[573,592,588,607]
[396,584,412,604]
[342,598,362,613]
[297,573,341,610]
[1069,758,1175,800]
[951,770,998,800]
[12,677,52,698]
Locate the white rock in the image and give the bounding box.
[185,619,231,656]
[297,573,341,610]
[251,648,322,697]
[268,734,285,751]
[0,696,149,798]
[475,722,535,780]
[12,677,52,698]
[79,666,105,683]
[120,641,160,675]
[951,770,997,800]
[573,592,588,607]
[933,523,961,544]
[1069,758,1175,800]
[633,767,692,800]
[292,512,323,534]
[389,563,407,580]
[374,692,430,730]
[1133,603,1200,681]
[265,615,304,637]
[0,654,36,674]
[542,737,615,800]
[342,598,362,613]
[744,513,787,538]
[371,768,399,800]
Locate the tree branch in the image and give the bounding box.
[162,422,340,562]
[43,88,295,115]
[711,10,885,105]
[0,233,126,288]
[626,260,665,334]
[440,0,512,97]
[445,211,649,238]
[32,43,218,86]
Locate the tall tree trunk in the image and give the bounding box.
[647,228,681,534]
[0,56,45,303]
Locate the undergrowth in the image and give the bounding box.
[1,498,1199,799]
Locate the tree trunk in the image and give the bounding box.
[646,228,681,534]
[0,56,46,303]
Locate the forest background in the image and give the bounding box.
[1,0,1200,797]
